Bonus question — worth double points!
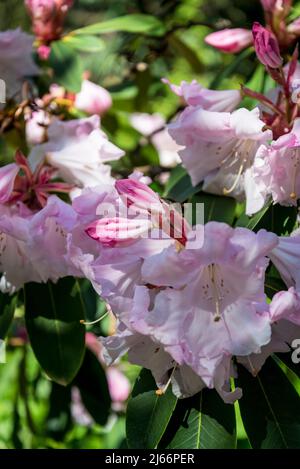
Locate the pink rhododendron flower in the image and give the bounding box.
[0,29,39,99]
[269,232,300,288]
[168,107,272,201]
[28,116,124,190]
[75,80,112,116]
[246,119,300,214]
[102,316,241,402]
[140,224,278,359]
[163,79,241,112]
[270,287,300,324]
[252,23,283,69]
[0,196,77,292]
[205,28,253,54]
[238,319,300,375]
[96,221,282,401]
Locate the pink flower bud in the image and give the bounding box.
[25,0,73,42]
[115,179,163,213]
[75,80,112,116]
[205,28,253,54]
[0,164,19,203]
[37,44,51,60]
[85,217,153,247]
[252,22,283,68]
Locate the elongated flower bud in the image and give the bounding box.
[115,179,164,213]
[252,22,283,69]
[0,164,19,203]
[85,217,153,247]
[205,28,253,54]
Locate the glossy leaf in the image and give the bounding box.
[25,278,86,386]
[126,369,177,449]
[159,389,236,449]
[190,193,236,224]
[72,15,166,37]
[237,358,300,448]
[164,166,202,202]
[276,353,300,379]
[236,202,297,235]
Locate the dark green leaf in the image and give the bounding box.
[164,166,201,203]
[49,41,83,92]
[236,202,297,235]
[74,348,111,426]
[237,358,300,448]
[276,353,300,379]
[159,389,236,449]
[126,369,177,449]
[72,15,166,37]
[25,278,86,386]
[0,293,16,339]
[190,193,236,224]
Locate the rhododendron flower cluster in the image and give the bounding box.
[1,0,300,428]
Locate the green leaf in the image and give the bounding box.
[237,358,300,448]
[168,35,204,74]
[190,193,236,224]
[0,293,16,339]
[164,166,201,203]
[159,389,236,449]
[25,278,86,386]
[236,202,297,234]
[276,353,300,379]
[163,165,187,196]
[63,35,105,52]
[126,369,177,449]
[49,41,83,92]
[235,201,272,231]
[74,348,111,426]
[71,14,166,37]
